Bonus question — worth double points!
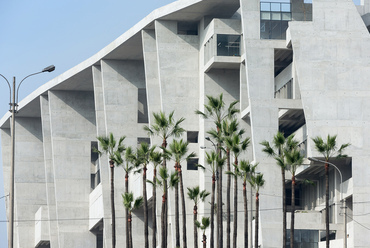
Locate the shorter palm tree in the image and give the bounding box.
[149,149,163,248]
[122,192,144,248]
[187,186,210,248]
[195,217,211,248]
[285,147,304,248]
[249,173,265,248]
[147,166,179,248]
[197,150,225,248]
[96,133,126,248]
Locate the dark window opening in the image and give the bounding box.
[138,137,151,146]
[260,1,291,40]
[138,88,149,124]
[178,21,198,35]
[187,158,199,170]
[187,131,198,143]
[217,34,241,56]
[91,142,100,191]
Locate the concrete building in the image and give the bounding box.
[1,0,370,247]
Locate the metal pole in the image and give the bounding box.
[343,200,347,248]
[8,77,16,248]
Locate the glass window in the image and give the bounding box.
[281,3,291,12]
[271,3,281,12]
[217,34,241,56]
[260,2,270,11]
[271,12,281,20]
[261,12,271,20]
[187,131,198,143]
[187,158,199,170]
[282,13,292,21]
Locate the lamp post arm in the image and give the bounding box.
[0,74,11,107]
[16,71,43,103]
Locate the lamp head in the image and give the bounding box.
[205,136,211,141]
[42,65,55,73]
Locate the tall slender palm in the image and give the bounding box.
[196,93,239,248]
[144,111,185,248]
[168,139,196,248]
[187,186,210,248]
[224,129,250,248]
[122,192,144,248]
[312,135,350,248]
[121,146,135,248]
[285,147,304,248]
[149,149,163,248]
[195,217,211,248]
[198,150,225,248]
[249,173,265,248]
[96,133,126,248]
[260,132,297,247]
[219,119,244,248]
[148,166,179,248]
[135,142,155,248]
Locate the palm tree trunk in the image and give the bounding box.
[203,233,207,248]
[175,165,180,248]
[129,212,132,248]
[194,205,198,248]
[110,161,116,248]
[161,193,166,248]
[226,150,231,248]
[211,174,216,248]
[233,176,237,248]
[162,140,168,248]
[125,173,129,248]
[179,166,187,248]
[255,192,259,248]
[217,166,223,248]
[325,162,330,248]
[290,175,296,248]
[243,181,248,248]
[143,166,149,248]
[152,168,157,248]
[282,167,286,248]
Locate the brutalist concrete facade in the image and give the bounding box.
[2,0,370,247]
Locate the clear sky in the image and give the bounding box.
[0,0,175,246]
[0,0,363,246]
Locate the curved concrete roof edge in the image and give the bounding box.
[0,0,202,127]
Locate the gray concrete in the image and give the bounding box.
[2,0,370,247]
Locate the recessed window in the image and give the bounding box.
[187,131,198,143]
[178,21,198,35]
[217,35,241,56]
[138,88,149,124]
[137,137,150,146]
[187,158,199,170]
[91,142,100,191]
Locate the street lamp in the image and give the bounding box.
[308,157,347,248]
[0,65,55,248]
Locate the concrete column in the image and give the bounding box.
[48,90,96,247]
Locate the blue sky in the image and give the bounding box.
[0,0,363,246]
[0,0,175,246]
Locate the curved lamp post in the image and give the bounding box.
[0,65,55,248]
[308,157,346,248]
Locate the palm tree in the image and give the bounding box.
[144,111,185,248]
[135,142,155,248]
[260,132,297,247]
[195,217,211,248]
[187,186,210,248]
[224,128,250,248]
[122,192,144,248]
[121,146,135,248]
[249,173,265,248]
[219,119,244,248]
[196,93,239,248]
[198,150,225,248]
[148,166,179,248]
[168,139,196,248]
[149,149,163,248]
[96,133,126,248]
[312,135,350,248]
[285,147,304,248]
